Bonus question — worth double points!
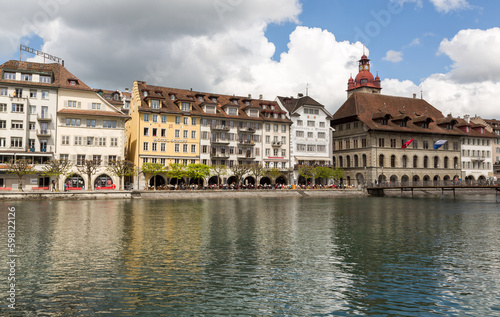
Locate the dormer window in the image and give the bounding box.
[21,74,32,81]
[205,105,216,114]
[400,121,407,127]
[381,118,388,125]
[249,109,259,117]
[113,94,119,101]
[144,91,148,97]
[281,114,286,119]
[262,105,266,109]
[151,99,160,109]
[246,101,250,106]
[198,96,203,102]
[181,102,191,112]
[228,107,238,116]
[3,72,15,80]
[39,75,51,83]
[170,94,175,100]
[274,113,278,119]
[211,97,217,103]
[270,105,275,110]
[232,99,238,105]
[422,122,428,129]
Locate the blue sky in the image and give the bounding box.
[1,0,499,117]
[266,0,500,84]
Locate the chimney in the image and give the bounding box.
[259,94,263,100]
[464,114,470,123]
[125,88,129,92]
[413,93,416,99]
[298,93,304,98]
[248,94,251,99]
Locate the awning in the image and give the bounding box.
[294,156,332,161]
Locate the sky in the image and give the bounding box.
[1,0,499,118]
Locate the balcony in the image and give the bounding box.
[237,153,255,160]
[237,127,256,133]
[471,156,486,162]
[37,114,52,122]
[211,138,230,144]
[210,152,230,158]
[272,141,282,147]
[238,140,255,146]
[211,125,230,131]
[36,130,51,137]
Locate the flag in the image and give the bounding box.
[401,138,414,149]
[434,140,447,149]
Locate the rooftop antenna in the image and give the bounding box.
[306,83,309,96]
[19,44,64,66]
[420,90,423,99]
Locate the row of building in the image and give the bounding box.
[0,54,498,190]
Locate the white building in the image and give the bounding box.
[276,94,333,184]
[457,116,495,183]
[0,60,128,191]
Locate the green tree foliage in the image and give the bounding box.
[248,163,265,185]
[265,167,282,184]
[186,164,211,186]
[141,162,166,190]
[106,159,136,190]
[42,159,73,191]
[210,164,227,187]
[167,163,186,187]
[6,159,35,191]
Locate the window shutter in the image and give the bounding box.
[71,154,76,163]
[77,101,81,108]
[87,103,91,110]
[104,155,108,166]
[87,154,92,160]
[64,100,68,107]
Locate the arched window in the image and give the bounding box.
[453,157,459,169]
[402,155,408,168]
[362,154,367,167]
[434,156,439,168]
[424,156,428,168]
[354,155,359,167]
[379,154,384,167]
[391,155,396,167]
[413,155,418,168]
[444,156,449,169]
[346,155,351,168]
[332,157,336,168]
[339,156,343,168]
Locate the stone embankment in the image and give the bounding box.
[0,189,367,201]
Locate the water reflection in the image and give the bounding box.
[0,196,499,315]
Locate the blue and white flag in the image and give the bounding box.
[434,140,447,149]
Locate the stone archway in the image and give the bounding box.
[356,173,365,186]
[423,175,431,186]
[275,176,287,185]
[149,175,166,189]
[401,175,410,186]
[208,176,221,186]
[260,177,271,185]
[243,176,255,186]
[433,175,440,186]
[413,175,421,186]
[64,174,85,190]
[390,175,398,186]
[478,175,487,185]
[227,176,237,185]
[94,174,114,190]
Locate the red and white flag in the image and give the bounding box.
[401,138,414,149]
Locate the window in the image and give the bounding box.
[297,120,303,126]
[391,155,396,167]
[161,115,167,123]
[66,118,81,127]
[74,136,83,146]
[143,114,149,122]
[98,137,106,146]
[41,91,49,99]
[109,156,117,163]
[29,105,36,114]
[297,144,306,151]
[175,144,180,152]
[265,136,270,144]
[92,103,101,110]
[423,156,428,168]
[191,144,196,153]
[296,131,304,137]
[68,100,77,108]
[282,136,286,144]
[273,149,279,156]
[11,121,23,129]
[175,116,181,124]
[142,158,149,164]
[3,72,15,80]
[362,139,367,148]
[143,142,149,151]
[152,128,157,137]
[86,137,94,146]
[423,140,429,149]
[175,130,180,138]
[307,144,316,152]
[390,139,396,148]
[319,122,325,128]
[152,115,158,123]
[152,142,158,151]
[181,102,190,111]
[12,104,24,112]
[265,124,270,132]
[379,154,384,167]
[273,124,278,132]
[11,137,22,148]
[413,140,418,149]
[59,154,69,161]
[29,122,35,130]
[183,130,188,139]
[202,145,208,154]
[77,155,86,166]
[191,117,197,125]
[378,138,385,147]
[307,121,315,127]
[265,148,270,156]
[228,108,237,116]
[0,88,7,96]
[143,127,149,136]
[39,75,51,83]
[86,119,96,127]
[191,131,196,139]
[93,155,102,165]
[317,145,326,152]
[151,99,160,109]
[110,138,118,147]
[308,132,314,138]
[318,132,325,139]
[103,120,117,128]
[281,125,286,133]
[62,136,70,145]
[30,90,37,98]
[160,143,166,152]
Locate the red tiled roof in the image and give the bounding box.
[57,108,129,119]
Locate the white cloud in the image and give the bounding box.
[429,0,470,13]
[383,50,404,63]
[383,28,500,118]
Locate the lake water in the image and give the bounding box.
[1,195,500,316]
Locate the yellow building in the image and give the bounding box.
[126,81,201,188]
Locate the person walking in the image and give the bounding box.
[51,180,55,192]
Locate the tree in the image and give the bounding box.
[141,162,166,190]
[230,164,250,187]
[332,167,345,185]
[298,165,316,185]
[210,164,227,187]
[265,167,282,185]
[106,159,135,190]
[248,163,265,185]
[42,159,73,191]
[76,159,101,191]
[315,166,335,185]
[167,163,186,187]
[6,159,35,192]
[186,163,211,187]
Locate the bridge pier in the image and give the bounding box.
[367,188,384,196]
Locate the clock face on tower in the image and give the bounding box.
[364,65,369,70]
[359,65,363,71]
